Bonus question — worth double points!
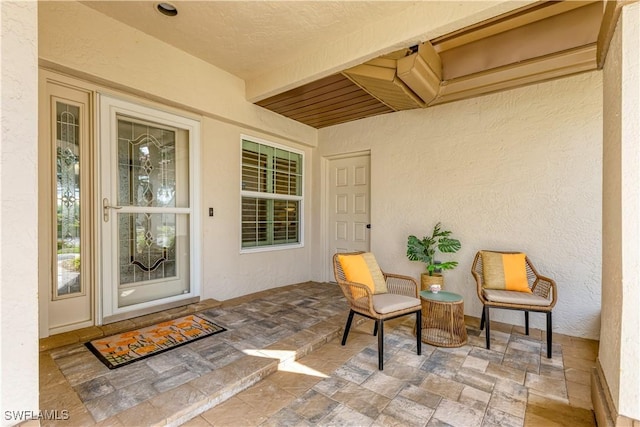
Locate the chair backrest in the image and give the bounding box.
[471,250,552,299]
[332,251,375,311]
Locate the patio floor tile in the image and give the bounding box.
[39,282,598,426]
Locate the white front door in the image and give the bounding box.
[99,95,201,322]
[327,153,371,281]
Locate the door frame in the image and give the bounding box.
[321,150,371,283]
[38,70,205,336]
[39,72,96,337]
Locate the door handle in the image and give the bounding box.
[103,198,122,222]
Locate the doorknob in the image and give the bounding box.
[103,198,122,222]
[366,224,371,229]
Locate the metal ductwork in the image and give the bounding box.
[397,42,442,105]
[342,42,442,111]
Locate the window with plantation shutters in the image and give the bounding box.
[241,137,303,250]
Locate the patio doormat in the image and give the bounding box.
[86,314,225,369]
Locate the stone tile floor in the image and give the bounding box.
[39,282,598,427]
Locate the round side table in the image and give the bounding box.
[418,290,468,347]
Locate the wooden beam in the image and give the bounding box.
[432,1,599,53]
[597,0,637,68]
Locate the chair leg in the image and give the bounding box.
[373,321,378,337]
[484,306,491,350]
[546,312,552,358]
[525,311,530,335]
[480,307,486,330]
[342,310,355,346]
[416,309,422,356]
[377,319,384,370]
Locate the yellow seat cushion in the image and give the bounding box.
[337,252,388,294]
[481,251,531,293]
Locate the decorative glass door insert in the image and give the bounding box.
[115,118,189,307]
[100,95,200,319]
[56,102,83,297]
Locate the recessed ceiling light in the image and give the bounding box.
[157,2,178,17]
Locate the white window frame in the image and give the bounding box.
[240,134,304,253]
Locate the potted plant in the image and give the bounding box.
[407,222,461,291]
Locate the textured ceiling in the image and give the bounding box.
[82,1,411,81]
[80,1,608,129]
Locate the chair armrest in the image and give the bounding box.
[383,272,419,298]
[532,275,558,308]
[471,269,488,304]
[337,280,376,315]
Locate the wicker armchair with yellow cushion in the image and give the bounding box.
[471,250,557,358]
[333,252,421,370]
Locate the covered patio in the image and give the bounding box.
[1,1,639,426]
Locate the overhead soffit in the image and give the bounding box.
[257,1,606,129]
[255,74,394,129]
[80,1,410,81]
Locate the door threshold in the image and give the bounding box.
[102,296,201,324]
[39,298,222,352]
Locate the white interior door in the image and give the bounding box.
[99,95,200,322]
[327,153,371,280]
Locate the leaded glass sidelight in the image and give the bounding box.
[56,102,82,297]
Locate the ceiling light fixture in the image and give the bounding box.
[156,2,178,17]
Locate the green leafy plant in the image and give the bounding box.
[407,222,461,276]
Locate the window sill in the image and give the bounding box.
[240,243,304,254]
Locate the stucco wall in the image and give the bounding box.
[37,2,317,303]
[601,2,640,419]
[1,1,39,424]
[317,71,603,339]
[200,119,314,301]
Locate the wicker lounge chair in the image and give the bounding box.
[471,251,557,358]
[333,252,422,370]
